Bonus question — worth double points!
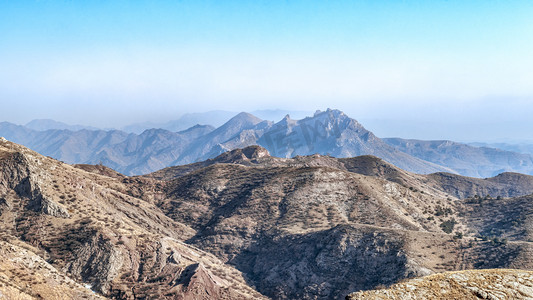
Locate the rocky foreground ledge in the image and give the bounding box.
[346,269,533,300]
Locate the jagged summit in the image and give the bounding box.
[219,145,270,161]
[270,113,297,130]
[255,108,452,174]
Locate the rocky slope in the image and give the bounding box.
[0,239,105,299]
[149,145,533,199]
[428,172,533,199]
[255,110,454,175]
[346,269,533,300]
[153,146,533,299]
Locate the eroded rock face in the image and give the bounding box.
[107,237,256,300]
[177,263,225,300]
[65,232,123,294]
[0,152,32,192]
[346,269,533,300]
[27,191,70,218]
[0,197,7,209]
[231,225,425,300]
[0,151,69,218]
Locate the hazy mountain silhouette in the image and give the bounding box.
[385,138,533,177]
[25,119,100,131]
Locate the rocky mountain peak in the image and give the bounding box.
[316,108,346,120]
[271,113,297,129]
[212,145,270,163]
[241,145,270,159]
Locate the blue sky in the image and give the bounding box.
[1,1,533,140]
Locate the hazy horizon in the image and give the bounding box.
[1,1,532,141]
[3,108,533,144]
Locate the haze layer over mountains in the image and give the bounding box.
[1,109,532,178]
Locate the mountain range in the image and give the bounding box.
[121,110,313,134]
[2,109,533,177]
[1,138,533,299]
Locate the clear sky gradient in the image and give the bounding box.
[1,1,532,141]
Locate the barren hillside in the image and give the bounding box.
[1,138,532,299]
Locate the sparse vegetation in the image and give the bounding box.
[439,218,457,234]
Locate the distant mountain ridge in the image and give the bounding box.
[384,138,533,177]
[469,141,533,157]
[2,109,533,177]
[121,110,236,134]
[121,109,313,133]
[25,119,101,131]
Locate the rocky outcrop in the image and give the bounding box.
[346,269,533,300]
[177,263,226,300]
[65,232,123,294]
[0,151,69,218]
[28,193,70,218]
